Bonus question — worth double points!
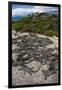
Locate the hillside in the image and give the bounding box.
[12,12,59,37]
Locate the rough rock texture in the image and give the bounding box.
[12,30,59,85]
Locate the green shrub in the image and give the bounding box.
[43,30,58,36]
[12,13,58,37]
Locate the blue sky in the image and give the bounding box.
[12,4,33,9]
[12,4,58,17]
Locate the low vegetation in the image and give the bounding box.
[12,12,59,37]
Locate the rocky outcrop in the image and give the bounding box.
[12,30,59,85]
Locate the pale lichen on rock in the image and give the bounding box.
[12,30,59,85]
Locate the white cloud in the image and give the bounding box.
[12,6,45,17]
[12,6,58,17]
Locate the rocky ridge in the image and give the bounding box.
[12,30,59,85]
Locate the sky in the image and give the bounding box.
[12,4,58,17]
